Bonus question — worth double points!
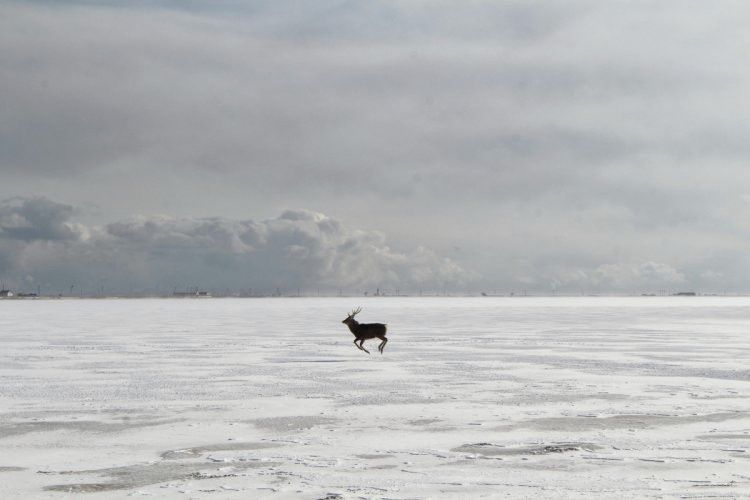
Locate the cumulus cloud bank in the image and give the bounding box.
[0,197,467,294]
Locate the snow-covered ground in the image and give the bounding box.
[1,297,749,499]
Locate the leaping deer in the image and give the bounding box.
[342,307,388,354]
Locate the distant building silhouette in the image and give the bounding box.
[173,287,211,297]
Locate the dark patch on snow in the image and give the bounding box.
[696,433,750,440]
[161,441,281,459]
[452,442,600,456]
[273,359,349,363]
[250,415,338,432]
[371,464,398,470]
[42,459,281,493]
[496,412,746,432]
[0,466,26,472]
[340,394,445,406]
[0,418,182,439]
[407,418,441,426]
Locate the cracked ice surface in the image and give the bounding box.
[1,297,750,498]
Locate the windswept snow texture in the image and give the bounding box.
[1,297,750,498]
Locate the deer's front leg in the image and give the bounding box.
[358,339,370,354]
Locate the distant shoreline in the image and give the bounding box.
[1,294,746,300]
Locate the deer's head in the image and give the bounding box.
[342,307,362,326]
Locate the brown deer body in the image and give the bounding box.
[342,307,388,354]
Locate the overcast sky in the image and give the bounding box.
[2,1,750,294]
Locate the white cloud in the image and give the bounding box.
[0,197,469,293]
[0,197,88,242]
[593,262,686,289]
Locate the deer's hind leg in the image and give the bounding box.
[377,335,388,353]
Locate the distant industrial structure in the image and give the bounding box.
[0,287,38,299]
[172,287,211,298]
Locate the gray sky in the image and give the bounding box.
[2,1,750,294]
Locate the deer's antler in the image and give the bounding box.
[351,307,362,317]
